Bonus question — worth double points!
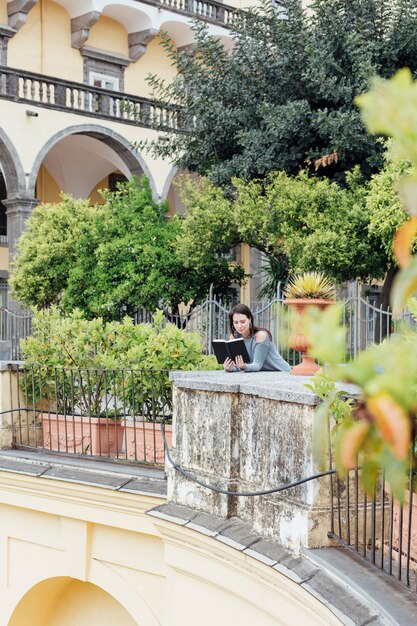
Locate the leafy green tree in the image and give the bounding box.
[10,179,244,318]
[177,169,388,287]
[139,0,417,186]
[10,195,97,309]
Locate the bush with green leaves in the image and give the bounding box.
[10,177,244,319]
[20,308,218,419]
[10,195,97,309]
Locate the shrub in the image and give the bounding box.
[20,308,218,418]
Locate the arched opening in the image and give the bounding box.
[9,577,137,626]
[165,169,200,216]
[0,170,7,240]
[29,125,156,203]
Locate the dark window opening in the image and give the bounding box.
[0,173,7,238]
[109,173,128,192]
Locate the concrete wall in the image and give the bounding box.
[168,371,359,553]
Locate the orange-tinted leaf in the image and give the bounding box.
[393,216,417,268]
[339,421,370,470]
[391,257,417,312]
[366,393,411,461]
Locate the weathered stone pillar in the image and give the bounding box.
[3,196,38,313]
[0,363,23,449]
[0,25,16,65]
[3,196,37,261]
[168,371,359,554]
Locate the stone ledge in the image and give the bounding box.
[0,451,167,496]
[146,502,396,626]
[170,370,360,404]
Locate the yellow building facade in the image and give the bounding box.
[0,0,239,287]
[0,468,343,626]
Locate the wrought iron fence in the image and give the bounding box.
[13,366,172,466]
[1,283,416,362]
[137,284,416,363]
[329,440,417,594]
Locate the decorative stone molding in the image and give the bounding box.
[128,29,158,62]
[7,0,37,32]
[0,25,16,64]
[81,46,131,91]
[71,11,100,49]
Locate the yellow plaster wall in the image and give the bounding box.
[125,35,177,97]
[8,0,83,81]
[37,165,61,204]
[89,176,109,204]
[88,15,129,57]
[0,1,7,23]
[0,470,343,626]
[0,246,8,273]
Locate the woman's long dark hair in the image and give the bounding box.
[228,303,272,340]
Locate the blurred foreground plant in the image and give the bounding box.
[304,68,417,500]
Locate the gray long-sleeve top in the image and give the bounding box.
[231,332,291,372]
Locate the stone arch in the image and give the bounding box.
[161,164,179,201]
[8,577,138,626]
[0,127,26,197]
[27,124,157,200]
[6,554,160,626]
[163,165,201,215]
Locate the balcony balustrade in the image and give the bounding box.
[0,66,181,130]
[132,0,236,26]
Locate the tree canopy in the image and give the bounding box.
[10,178,244,318]
[139,0,417,186]
[177,166,394,290]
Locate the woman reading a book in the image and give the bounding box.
[223,303,291,373]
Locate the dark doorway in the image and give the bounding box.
[0,172,6,239]
[109,172,128,192]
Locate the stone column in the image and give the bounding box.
[0,26,16,65]
[3,196,38,313]
[168,370,359,554]
[3,196,37,260]
[0,363,23,449]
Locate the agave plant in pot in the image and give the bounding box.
[284,271,336,376]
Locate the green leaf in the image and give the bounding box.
[391,258,417,313]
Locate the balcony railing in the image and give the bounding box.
[14,366,172,466]
[0,66,181,130]
[133,0,237,26]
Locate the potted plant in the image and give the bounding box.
[284,271,336,376]
[118,310,218,463]
[19,307,218,462]
[20,308,127,457]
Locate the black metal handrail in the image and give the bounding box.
[13,366,173,466]
[0,66,180,130]
[329,436,417,594]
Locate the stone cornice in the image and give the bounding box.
[7,0,38,32]
[0,463,165,532]
[71,11,100,49]
[80,45,131,67]
[0,25,17,39]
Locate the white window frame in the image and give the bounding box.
[88,72,120,115]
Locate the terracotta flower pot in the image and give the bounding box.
[124,420,172,464]
[285,298,334,376]
[41,412,124,457]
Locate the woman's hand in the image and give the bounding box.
[235,355,247,370]
[224,357,236,372]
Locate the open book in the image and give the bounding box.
[211,338,251,365]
